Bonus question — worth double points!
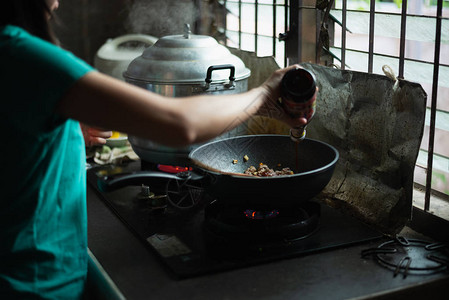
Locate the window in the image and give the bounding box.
[216,0,288,66]
[215,0,449,231]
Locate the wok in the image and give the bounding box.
[97,135,338,206]
[189,135,338,203]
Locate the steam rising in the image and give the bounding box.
[126,0,200,37]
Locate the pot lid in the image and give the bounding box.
[124,25,250,84]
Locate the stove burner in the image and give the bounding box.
[157,164,192,174]
[204,200,321,242]
[361,236,449,278]
[244,209,279,220]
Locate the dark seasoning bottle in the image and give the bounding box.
[281,68,317,142]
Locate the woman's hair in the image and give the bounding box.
[0,0,58,44]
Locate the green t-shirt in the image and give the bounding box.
[0,25,93,299]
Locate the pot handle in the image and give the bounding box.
[205,64,235,89]
[97,170,199,193]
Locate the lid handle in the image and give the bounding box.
[183,24,191,39]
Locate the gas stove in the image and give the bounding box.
[87,160,383,279]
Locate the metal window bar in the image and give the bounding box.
[368,0,375,73]
[289,0,301,63]
[284,1,289,66]
[255,0,259,54]
[273,0,277,57]
[239,1,242,48]
[341,0,346,70]
[398,0,407,79]
[223,0,228,43]
[425,0,443,212]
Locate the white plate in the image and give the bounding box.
[106,133,128,147]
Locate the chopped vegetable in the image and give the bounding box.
[243,155,249,162]
[232,159,238,164]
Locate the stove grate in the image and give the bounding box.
[361,236,449,278]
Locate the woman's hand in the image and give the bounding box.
[80,123,112,147]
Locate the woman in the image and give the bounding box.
[0,0,307,299]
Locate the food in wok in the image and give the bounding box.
[244,163,294,177]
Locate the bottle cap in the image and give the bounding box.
[290,127,306,142]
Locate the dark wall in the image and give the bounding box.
[54,0,201,65]
[55,0,130,64]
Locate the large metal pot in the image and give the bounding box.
[123,25,251,165]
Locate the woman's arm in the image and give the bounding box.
[56,65,306,147]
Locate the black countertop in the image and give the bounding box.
[87,185,449,300]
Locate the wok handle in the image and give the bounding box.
[97,171,199,193]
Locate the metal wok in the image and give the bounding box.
[189,135,338,204]
[97,135,338,206]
